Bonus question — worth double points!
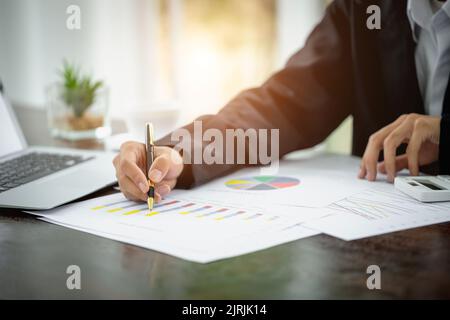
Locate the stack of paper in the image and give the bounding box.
[27,154,450,263]
[298,156,450,240]
[304,182,450,240]
[29,193,321,263]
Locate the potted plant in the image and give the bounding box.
[46,61,110,140]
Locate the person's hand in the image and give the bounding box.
[359,114,441,182]
[113,142,184,202]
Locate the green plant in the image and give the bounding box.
[60,61,103,118]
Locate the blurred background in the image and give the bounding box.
[0,0,351,153]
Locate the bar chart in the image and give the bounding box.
[32,192,318,263]
[90,196,281,223]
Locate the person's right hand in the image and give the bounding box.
[358,114,440,182]
[113,141,184,202]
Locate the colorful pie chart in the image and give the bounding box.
[225,176,300,191]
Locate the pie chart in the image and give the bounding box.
[225,176,300,191]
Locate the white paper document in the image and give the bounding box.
[28,193,320,263]
[181,159,369,208]
[25,154,450,261]
[304,183,450,240]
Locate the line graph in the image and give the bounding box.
[331,187,450,221]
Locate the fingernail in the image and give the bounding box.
[149,169,162,182]
[138,182,148,193]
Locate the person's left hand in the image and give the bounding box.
[359,113,441,182]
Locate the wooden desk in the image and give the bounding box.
[1,107,450,299]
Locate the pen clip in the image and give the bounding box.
[145,123,155,177]
[146,123,154,146]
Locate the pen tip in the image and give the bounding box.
[147,197,154,211]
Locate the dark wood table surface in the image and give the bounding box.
[1,106,450,299]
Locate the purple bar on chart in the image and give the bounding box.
[101,200,130,207]
[123,200,180,215]
[155,200,179,208]
[121,202,144,209]
[198,208,228,218]
[216,210,246,220]
[158,203,195,213]
[179,205,212,215]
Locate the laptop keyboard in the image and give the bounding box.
[0,152,93,193]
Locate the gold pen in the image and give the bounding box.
[145,123,155,211]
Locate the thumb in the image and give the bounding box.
[148,154,171,183]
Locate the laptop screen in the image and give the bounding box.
[0,95,25,158]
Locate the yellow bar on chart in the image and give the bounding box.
[107,208,123,213]
[226,179,251,185]
[145,211,160,217]
[123,209,142,216]
[91,206,106,210]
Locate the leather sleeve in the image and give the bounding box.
[159,0,354,188]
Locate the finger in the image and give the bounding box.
[406,123,425,176]
[123,190,147,202]
[148,155,171,183]
[158,178,177,189]
[383,139,398,182]
[120,142,147,170]
[362,141,381,181]
[358,161,367,179]
[378,155,408,174]
[113,154,119,167]
[155,146,184,178]
[154,192,162,204]
[363,115,409,181]
[155,184,171,198]
[118,176,147,202]
[383,120,413,182]
[363,132,387,181]
[377,161,387,174]
[155,179,177,197]
[120,158,148,194]
[395,155,409,172]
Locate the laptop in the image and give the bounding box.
[0,93,117,210]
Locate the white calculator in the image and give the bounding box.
[394,175,450,202]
